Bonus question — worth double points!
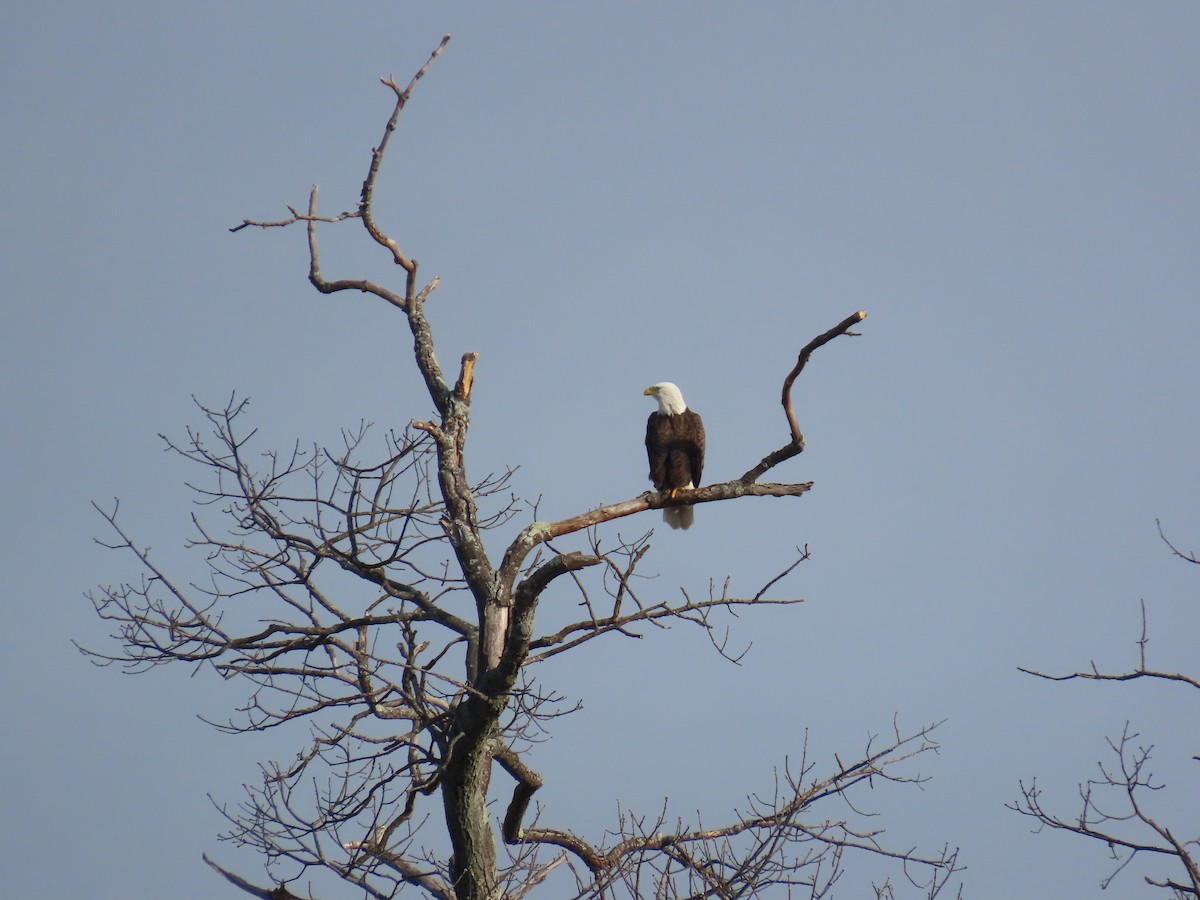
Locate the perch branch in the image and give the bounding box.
[496,478,812,597]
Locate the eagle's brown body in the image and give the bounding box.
[645,408,705,495]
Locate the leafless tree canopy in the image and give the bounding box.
[83,37,960,900]
[1011,522,1200,898]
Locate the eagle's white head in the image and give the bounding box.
[644,382,688,416]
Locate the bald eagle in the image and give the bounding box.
[644,382,706,530]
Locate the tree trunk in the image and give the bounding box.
[443,696,499,900]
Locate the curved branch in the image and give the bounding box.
[230,36,452,308]
[306,185,408,309]
[365,34,451,300]
[782,309,867,446]
[1157,518,1200,565]
[489,551,602,678]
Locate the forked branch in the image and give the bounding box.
[1018,599,1200,691]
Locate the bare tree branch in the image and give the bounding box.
[1014,534,1199,897]
[782,309,867,447]
[1157,518,1200,565]
[1018,599,1200,691]
[509,720,959,897]
[229,203,359,233]
[204,853,305,899]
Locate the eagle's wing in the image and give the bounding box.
[646,412,668,489]
[685,409,705,488]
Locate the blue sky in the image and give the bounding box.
[3,4,1198,897]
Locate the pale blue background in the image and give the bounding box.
[3,4,1198,897]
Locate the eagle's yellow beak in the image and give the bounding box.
[643,387,655,396]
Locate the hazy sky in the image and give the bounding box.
[3,4,1198,898]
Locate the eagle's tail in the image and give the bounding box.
[663,506,695,531]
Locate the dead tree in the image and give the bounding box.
[83,37,960,900]
[1011,521,1200,898]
